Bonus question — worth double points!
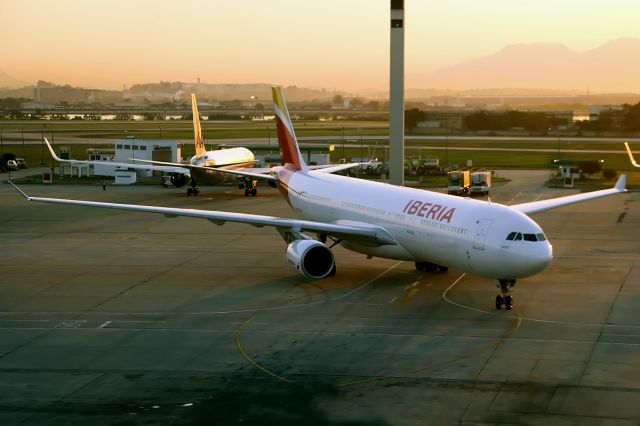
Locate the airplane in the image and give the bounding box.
[12,87,627,311]
[624,142,640,167]
[45,94,261,197]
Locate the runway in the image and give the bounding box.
[0,172,639,424]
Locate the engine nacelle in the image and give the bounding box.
[170,173,187,187]
[286,239,334,279]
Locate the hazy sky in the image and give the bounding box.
[2,0,639,91]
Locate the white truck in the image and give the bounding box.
[470,171,492,196]
[447,170,470,195]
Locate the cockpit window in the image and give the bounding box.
[507,231,547,242]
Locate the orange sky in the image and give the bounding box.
[1,0,639,91]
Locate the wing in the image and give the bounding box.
[131,158,256,168]
[129,158,274,180]
[179,162,365,182]
[511,175,626,215]
[9,183,396,246]
[140,161,279,182]
[179,163,363,181]
[310,163,363,174]
[44,138,189,176]
[624,142,640,168]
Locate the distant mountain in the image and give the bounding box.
[0,69,26,89]
[411,38,640,93]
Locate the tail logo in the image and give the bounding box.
[272,87,307,171]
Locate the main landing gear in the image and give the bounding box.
[186,178,200,196]
[415,261,448,273]
[495,279,516,310]
[239,178,258,197]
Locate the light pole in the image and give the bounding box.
[40,125,46,165]
[127,134,135,162]
[445,128,449,169]
[341,126,345,162]
[21,128,26,158]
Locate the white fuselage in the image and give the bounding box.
[190,147,255,185]
[278,168,553,280]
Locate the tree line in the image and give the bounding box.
[406,102,640,133]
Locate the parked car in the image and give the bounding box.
[15,158,27,169]
[5,160,19,171]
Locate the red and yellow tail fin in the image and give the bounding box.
[272,87,307,172]
[191,94,205,158]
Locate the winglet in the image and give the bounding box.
[44,138,64,162]
[615,174,627,192]
[191,94,206,158]
[624,142,640,168]
[8,181,31,201]
[272,87,308,172]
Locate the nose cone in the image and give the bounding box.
[517,242,553,277]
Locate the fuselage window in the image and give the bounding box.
[523,233,537,242]
[536,233,547,241]
[506,232,517,240]
[514,233,522,241]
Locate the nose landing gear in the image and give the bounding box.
[495,279,516,310]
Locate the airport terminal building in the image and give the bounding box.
[59,139,180,184]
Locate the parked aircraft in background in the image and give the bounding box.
[624,142,640,168]
[45,94,261,196]
[13,87,627,310]
[132,94,262,196]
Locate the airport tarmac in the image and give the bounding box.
[0,172,639,425]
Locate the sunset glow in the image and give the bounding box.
[1,0,640,91]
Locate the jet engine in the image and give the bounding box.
[170,173,187,187]
[285,239,335,279]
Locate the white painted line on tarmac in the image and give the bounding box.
[98,320,112,329]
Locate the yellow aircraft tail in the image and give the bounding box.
[192,94,205,157]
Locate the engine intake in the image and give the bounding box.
[286,240,334,279]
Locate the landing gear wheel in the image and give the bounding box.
[244,189,250,197]
[250,188,257,196]
[414,262,425,271]
[188,178,198,196]
[436,266,449,273]
[504,295,513,311]
[496,279,516,311]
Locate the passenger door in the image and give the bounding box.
[473,219,493,250]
